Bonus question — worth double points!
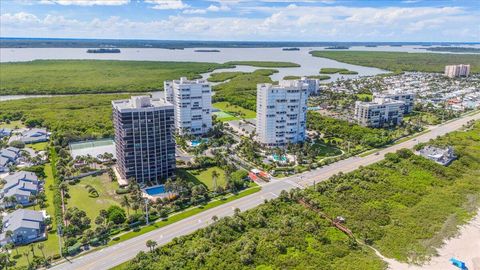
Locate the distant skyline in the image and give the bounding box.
[1,0,479,42]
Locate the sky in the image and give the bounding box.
[0,0,479,42]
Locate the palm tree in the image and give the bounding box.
[5,230,14,244]
[146,240,157,252]
[121,195,131,217]
[211,170,219,192]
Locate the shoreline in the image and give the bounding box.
[385,209,480,270]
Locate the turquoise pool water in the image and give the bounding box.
[272,154,287,162]
[145,185,166,196]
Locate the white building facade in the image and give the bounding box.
[375,92,415,114]
[354,98,405,128]
[444,64,470,78]
[299,77,320,95]
[164,77,213,136]
[256,80,308,147]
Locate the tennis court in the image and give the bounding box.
[70,139,116,159]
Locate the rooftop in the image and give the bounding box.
[112,96,173,112]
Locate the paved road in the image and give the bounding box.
[52,112,480,270]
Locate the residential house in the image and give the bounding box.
[1,171,42,208]
[418,146,456,166]
[9,128,50,144]
[0,209,47,246]
[0,128,12,138]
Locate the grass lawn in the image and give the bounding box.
[213,102,256,120]
[177,166,227,190]
[11,163,60,267]
[212,111,237,122]
[311,142,343,160]
[0,120,25,129]
[27,141,49,151]
[67,174,123,223]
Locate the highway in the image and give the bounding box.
[52,112,480,270]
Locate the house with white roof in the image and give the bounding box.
[417,146,456,166]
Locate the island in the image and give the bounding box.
[319,68,358,75]
[423,47,480,53]
[325,46,350,50]
[194,49,221,52]
[86,48,121,53]
[282,47,300,51]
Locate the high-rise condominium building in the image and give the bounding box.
[299,77,320,95]
[256,80,308,147]
[354,97,404,128]
[112,96,175,184]
[444,64,470,78]
[375,92,415,114]
[164,77,212,136]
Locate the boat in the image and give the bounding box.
[282,47,300,51]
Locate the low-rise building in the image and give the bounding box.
[417,145,456,166]
[0,171,42,208]
[375,92,415,114]
[0,209,47,246]
[0,147,20,162]
[444,64,470,78]
[354,98,404,127]
[9,128,50,144]
[0,128,12,138]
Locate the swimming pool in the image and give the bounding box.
[272,154,287,162]
[144,185,166,196]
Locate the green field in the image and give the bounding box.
[311,142,343,160]
[311,51,480,73]
[213,69,276,111]
[225,61,300,67]
[0,94,130,141]
[319,68,359,74]
[177,166,227,190]
[68,174,123,223]
[0,120,24,129]
[212,111,237,122]
[27,141,49,151]
[213,102,256,120]
[0,60,230,95]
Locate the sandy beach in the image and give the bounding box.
[383,209,480,270]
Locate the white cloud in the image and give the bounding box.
[39,0,130,6]
[183,9,207,14]
[145,0,189,10]
[1,4,478,42]
[206,4,231,12]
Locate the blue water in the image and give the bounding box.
[191,140,201,147]
[273,154,287,162]
[145,185,166,196]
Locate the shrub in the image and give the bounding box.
[107,205,126,224]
